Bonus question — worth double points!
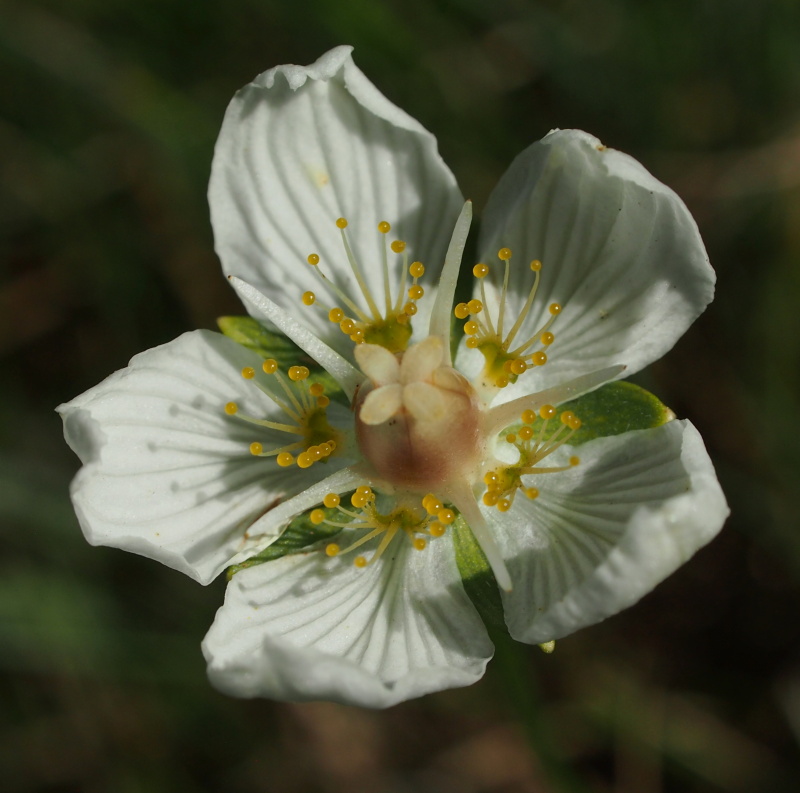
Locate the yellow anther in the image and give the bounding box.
[409,261,425,278]
[524,487,539,500]
[317,395,330,407]
[297,452,313,469]
[483,491,499,507]
[519,426,534,441]
[319,442,333,456]
[473,263,489,278]
[496,375,509,388]
[351,493,368,509]
[340,318,356,334]
[336,217,348,229]
[323,493,340,509]
[224,402,238,415]
[413,538,427,551]
[532,351,548,366]
[464,320,479,335]
[302,291,315,306]
[437,509,455,525]
[403,302,418,316]
[408,285,424,300]
[570,456,581,466]
[540,404,556,420]
[498,247,512,261]
[391,240,406,253]
[241,367,255,380]
[328,307,344,323]
[378,221,391,234]
[429,522,446,538]
[422,494,437,511]
[521,409,536,425]
[530,259,542,271]
[276,452,294,467]
[356,485,372,496]
[263,359,278,374]
[506,432,516,443]
[454,303,469,319]
[467,299,483,314]
[541,331,555,345]
[327,440,337,452]
[510,359,527,375]
[310,509,326,525]
[466,337,479,348]
[307,253,320,266]
[308,445,323,461]
[288,365,309,381]
[424,497,443,515]
[549,302,562,315]
[484,471,498,485]
[560,410,576,426]
[354,555,368,568]
[249,442,263,456]
[568,416,582,430]
[309,383,324,396]
[497,498,512,512]
[325,543,340,557]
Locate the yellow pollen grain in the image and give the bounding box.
[323,493,340,508]
[307,253,320,266]
[391,240,406,253]
[325,543,340,557]
[473,263,489,278]
[276,452,294,467]
[378,221,391,234]
[454,303,469,319]
[263,359,278,374]
[249,442,263,456]
[310,509,325,525]
[409,261,425,277]
[540,404,556,420]
[336,217,348,229]
[302,291,316,306]
[498,247,512,261]
[224,402,238,415]
[241,367,255,380]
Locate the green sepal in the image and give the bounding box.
[560,380,672,445]
[226,499,348,580]
[217,316,348,406]
[450,513,507,633]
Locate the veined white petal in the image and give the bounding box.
[489,420,728,643]
[57,331,348,584]
[203,533,493,708]
[210,46,464,351]
[476,129,715,397]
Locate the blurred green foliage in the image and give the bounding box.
[3,0,800,791]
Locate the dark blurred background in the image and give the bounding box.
[2,1,799,791]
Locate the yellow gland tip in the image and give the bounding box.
[276,452,294,467]
[391,240,406,253]
[325,543,340,557]
[549,302,562,315]
[541,331,555,345]
[335,217,348,229]
[249,442,263,456]
[307,253,320,266]
[454,303,469,319]
[473,263,489,278]
[224,402,238,415]
[409,261,425,277]
[378,221,391,233]
[263,359,278,374]
[302,291,316,306]
[408,285,424,300]
[540,404,556,420]
[467,299,483,314]
[323,493,340,508]
[241,367,255,379]
[354,555,368,568]
[530,259,542,271]
[498,247,512,261]
[310,509,325,525]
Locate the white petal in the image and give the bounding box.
[353,342,400,385]
[359,384,403,425]
[490,420,728,643]
[210,46,463,350]
[203,536,493,708]
[399,335,443,384]
[476,130,715,399]
[57,330,348,584]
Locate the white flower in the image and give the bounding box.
[59,46,729,708]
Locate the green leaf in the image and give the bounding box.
[450,514,507,632]
[217,316,348,406]
[226,498,349,579]
[561,380,672,445]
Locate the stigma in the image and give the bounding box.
[224,358,342,469]
[455,248,561,391]
[301,217,428,353]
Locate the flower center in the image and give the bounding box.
[301,217,428,353]
[353,336,485,491]
[310,488,454,568]
[225,359,342,470]
[483,404,581,511]
[455,248,561,390]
